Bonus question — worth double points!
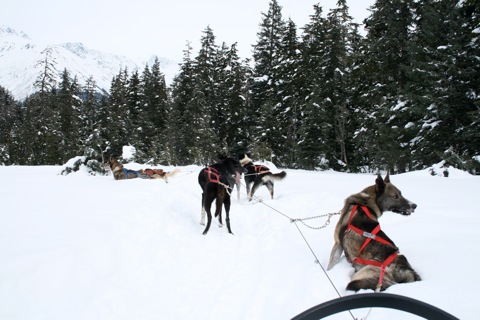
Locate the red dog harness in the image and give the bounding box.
[250,164,270,175]
[346,205,399,291]
[144,169,165,177]
[204,167,221,184]
[204,167,239,196]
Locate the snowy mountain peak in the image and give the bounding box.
[0,26,178,101]
[61,42,89,58]
[0,26,141,100]
[0,25,31,39]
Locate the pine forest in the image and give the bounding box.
[0,0,479,174]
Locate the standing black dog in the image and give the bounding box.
[327,173,421,291]
[238,154,286,201]
[198,157,246,235]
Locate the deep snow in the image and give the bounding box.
[0,161,478,320]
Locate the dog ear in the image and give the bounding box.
[384,172,391,183]
[375,174,386,195]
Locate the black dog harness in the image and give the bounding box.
[346,205,399,291]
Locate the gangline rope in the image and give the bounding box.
[239,182,359,320]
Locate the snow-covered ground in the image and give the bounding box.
[0,161,477,320]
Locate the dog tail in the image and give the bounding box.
[263,171,286,182]
[165,168,181,179]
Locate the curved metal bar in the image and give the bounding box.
[291,293,459,320]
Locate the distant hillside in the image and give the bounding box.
[0,26,178,100]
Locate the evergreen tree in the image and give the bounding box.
[34,47,58,95]
[297,4,330,169]
[405,0,457,168]
[57,69,81,161]
[81,76,105,160]
[125,70,144,160]
[215,42,253,156]
[252,0,286,161]
[141,57,169,163]
[212,42,231,153]
[447,0,480,171]
[170,32,253,165]
[192,26,221,162]
[25,47,62,164]
[406,0,480,172]
[461,0,480,172]
[107,68,130,157]
[358,0,416,172]
[273,18,302,167]
[169,43,198,165]
[96,94,112,163]
[11,100,35,164]
[324,0,360,170]
[0,86,17,164]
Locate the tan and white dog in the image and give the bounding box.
[108,158,180,182]
[327,173,421,292]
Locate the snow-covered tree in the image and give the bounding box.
[251,0,286,161]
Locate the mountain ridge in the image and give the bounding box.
[0,26,177,100]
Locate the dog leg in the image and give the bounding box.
[236,182,241,200]
[215,189,226,227]
[327,242,344,270]
[348,266,394,292]
[266,180,274,199]
[249,177,262,201]
[215,196,224,228]
[391,255,422,283]
[246,181,252,200]
[203,199,213,235]
[200,193,206,225]
[200,207,206,225]
[203,210,212,235]
[224,195,233,234]
[202,196,214,235]
[348,266,379,291]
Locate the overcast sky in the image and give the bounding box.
[1,0,375,61]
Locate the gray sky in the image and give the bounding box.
[1,0,375,61]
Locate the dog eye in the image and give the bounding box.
[392,195,399,199]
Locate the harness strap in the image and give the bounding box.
[353,251,398,291]
[347,204,372,222]
[353,252,398,268]
[346,205,399,291]
[204,166,234,196]
[205,167,220,184]
[250,164,270,174]
[347,223,393,247]
[145,169,165,176]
